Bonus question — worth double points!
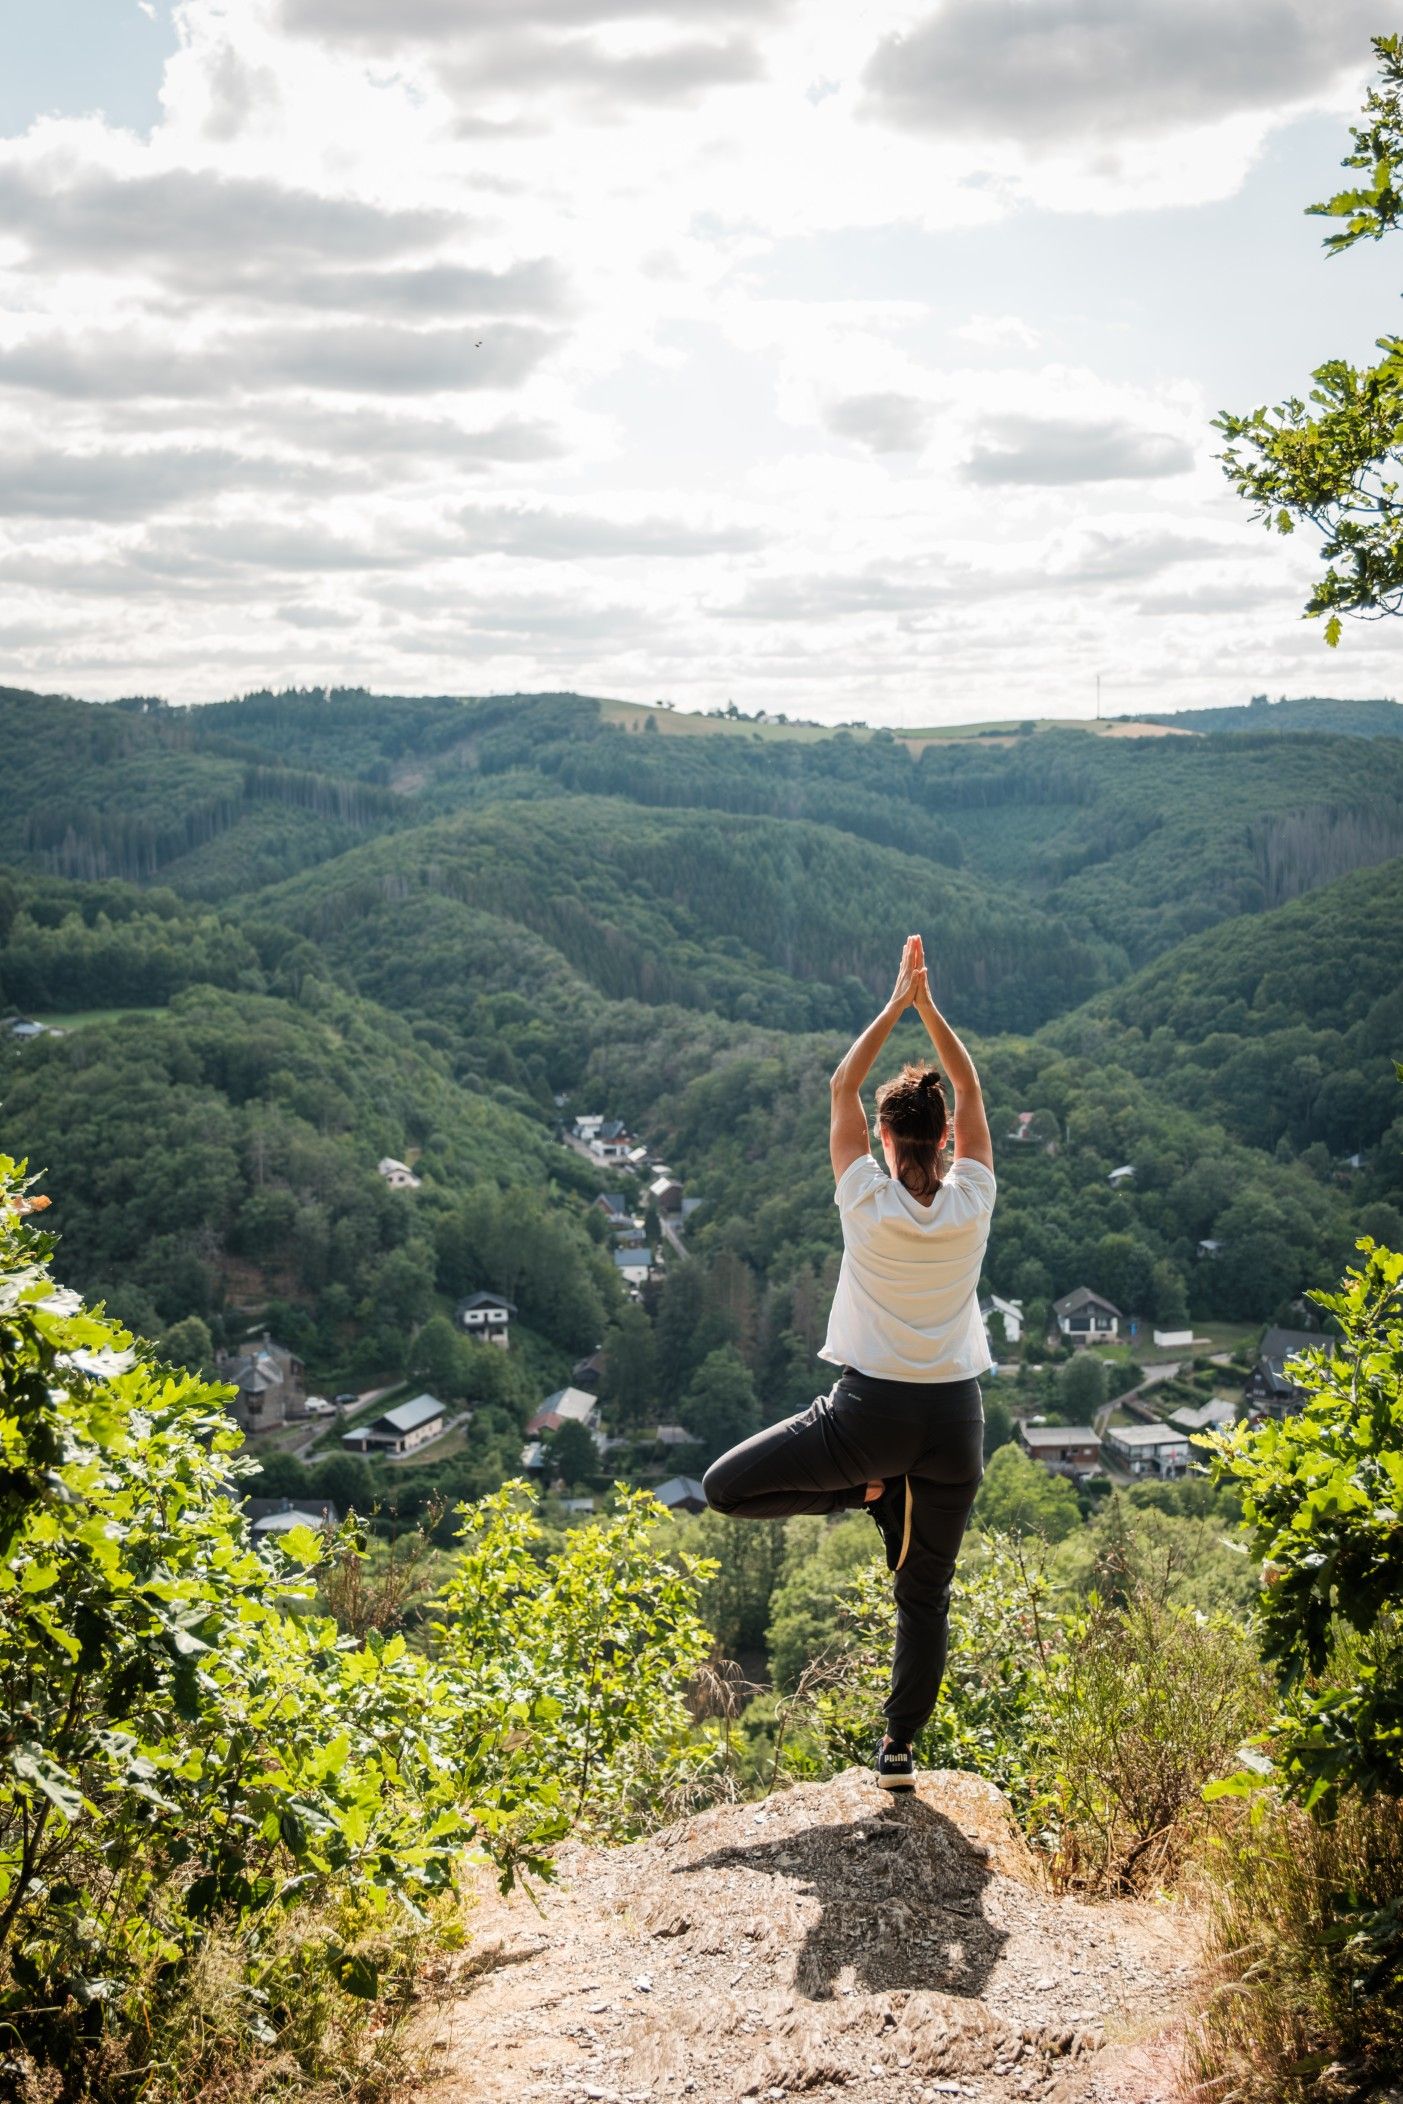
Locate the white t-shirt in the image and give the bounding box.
[819,1152,996,1383]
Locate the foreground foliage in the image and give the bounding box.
[0,1155,713,2100]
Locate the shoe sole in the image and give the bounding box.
[875,1771,916,1791]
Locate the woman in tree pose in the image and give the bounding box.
[704,934,994,1790]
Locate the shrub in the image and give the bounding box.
[1038,1591,1268,1890]
[1205,1238,1403,1806]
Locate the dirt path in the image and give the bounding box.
[421,1768,1199,2104]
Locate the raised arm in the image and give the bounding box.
[913,965,994,1172]
[828,935,922,1182]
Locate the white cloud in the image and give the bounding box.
[961,413,1194,485]
[861,0,1377,145]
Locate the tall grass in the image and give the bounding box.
[1188,1793,1403,2103]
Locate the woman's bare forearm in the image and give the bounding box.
[830,996,903,1097]
[915,988,982,1106]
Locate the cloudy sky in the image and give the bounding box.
[0,0,1398,722]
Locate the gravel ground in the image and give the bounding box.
[421,1767,1200,2104]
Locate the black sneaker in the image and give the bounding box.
[866,1475,912,1572]
[874,1739,916,1791]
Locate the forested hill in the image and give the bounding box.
[2,683,1401,1470]
[1144,694,1403,739]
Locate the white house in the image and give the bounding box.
[342,1392,446,1457]
[1102,1422,1191,1478]
[1107,1164,1135,1187]
[454,1290,515,1348]
[589,1121,634,1163]
[980,1293,1024,1347]
[377,1156,421,1191]
[1152,1327,1194,1349]
[573,1113,606,1140]
[1053,1288,1122,1342]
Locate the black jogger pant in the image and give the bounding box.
[702,1369,984,1745]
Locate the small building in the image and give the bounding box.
[593,1193,633,1226]
[377,1156,422,1191]
[5,1016,47,1042]
[1102,1422,1191,1478]
[571,1347,607,1391]
[1168,1396,1239,1435]
[980,1293,1024,1347]
[1197,1238,1224,1259]
[588,1120,635,1162]
[1244,1327,1325,1417]
[246,1495,341,1538]
[1152,1327,1194,1349]
[655,1476,708,1515]
[1007,1111,1037,1143]
[342,1392,446,1457]
[680,1195,705,1222]
[573,1114,606,1141]
[454,1290,515,1347]
[520,1438,546,1473]
[653,1423,698,1448]
[612,1245,654,1291]
[525,1385,599,1437]
[1019,1423,1102,1479]
[1107,1165,1135,1186]
[649,1173,684,1214]
[216,1333,306,1432]
[1053,1288,1122,1343]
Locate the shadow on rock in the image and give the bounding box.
[675,1792,1007,2002]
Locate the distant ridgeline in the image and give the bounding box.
[1144,693,1403,739]
[2,682,1401,1462]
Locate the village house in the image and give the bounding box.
[341,1392,446,1457]
[588,1120,635,1162]
[245,1495,340,1539]
[593,1193,634,1228]
[1168,1396,1239,1436]
[376,1156,421,1191]
[454,1289,514,1348]
[1053,1287,1122,1343]
[571,1347,607,1391]
[648,1172,684,1214]
[525,1386,599,1437]
[654,1476,708,1515]
[1102,1421,1191,1478]
[653,1423,698,1449]
[1244,1327,1325,1417]
[573,1113,606,1141]
[1107,1164,1135,1186]
[980,1293,1024,1347]
[1152,1327,1195,1349]
[613,1245,655,1292]
[1019,1423,1102,1479]
[215,1333,306,1432]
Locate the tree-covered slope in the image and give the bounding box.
[248,795,1107,1034]
[1048,855,1403,1166]
[1144,695,1403,739]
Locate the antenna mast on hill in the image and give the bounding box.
[1095,671,1102,722]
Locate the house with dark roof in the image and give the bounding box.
[1103,1422,1192,1479]
[612,1245,654,1291]
[454,1290,515,1347]
[1244,1327,1326,1417]
[654,1476,708,1514]
[215,1333,306,1432]
[342,1392,446,1457]
[1053,1288,1121,1342]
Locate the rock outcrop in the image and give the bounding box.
[424,1768,1199,2104]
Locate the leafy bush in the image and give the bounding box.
[1039,1592,1268,1890]
[0,1153,715,2097]
[1205,1237,1403,1806]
